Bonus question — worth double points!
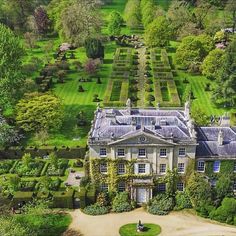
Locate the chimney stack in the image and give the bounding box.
[218,129,224,146]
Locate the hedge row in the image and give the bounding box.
[0,147,86,159]
[79,186,96,209]
[103,80,129,107]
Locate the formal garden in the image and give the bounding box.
[0,152,85,210]
[0,0,236,234]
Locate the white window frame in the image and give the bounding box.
[138,164,146,174]
[213,160,221,173]
[100,148,107,157]
[197,161,205,172]
[157,183,166,192]
[100,163,108,174]
[138,148,146,158]
[117,148,125,157]
[101,183,108,192]
[159,164,166,174]
[160,148,167,157]
[118,182,126,192]
[177,182,184,192]
[179,148,186,157]
[178,163,185,173]
[118,163,125,175]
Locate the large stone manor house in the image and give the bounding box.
[88,101,236,203]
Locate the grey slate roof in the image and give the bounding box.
[196,127,236,158]
[89,108,194,144]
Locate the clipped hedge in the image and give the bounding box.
[12,191,34,206]
[79,187,86,209]
[52,189,74,209]
[0,147,86,160]
[86,185,96,206]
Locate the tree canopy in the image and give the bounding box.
[0,23,25,109]
[144,17,172,47]
[16,93,64,132]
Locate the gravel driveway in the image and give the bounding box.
[69,208,236,236]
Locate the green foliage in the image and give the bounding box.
[191,106,209,126]
[49,152,58,169]
[83,203,109,215]
[0,23,25,109]
[165,169,179,198]
[119,223,161,236]
[176,34,212,72]
[0,217,31,236]
[215,175,233,201]
[124,0,141,29]
[175,190,192,210]
[16,210,71,236]
[144,17,172,47]
[148,194,175,215]
[209,198,236,225]
[108,11,123,35]
[202,49,225,80]
[52,189,74,209]
[212,38,236,107]
[220,161,235,176]
[22,153,32,168]
[16,92,64,133]
[112,192,132,213]
[53,1,102,46]
[186,172,212,208]
[85,38,104,59]
[96,192,109,207]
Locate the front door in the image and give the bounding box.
[137,188,147,203]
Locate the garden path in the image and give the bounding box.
[68,208,236,236]
[137,47,147,107]
[64,171,84,187]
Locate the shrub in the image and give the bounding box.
[112,192,132,213]
[175,191,192,210]
[96,192,109,207]
[79,187,86,209]
[148,194,175,215]
[209,198,236,225]
[86,185,96,205]
[83,203,109,215]
[52,189,74,209]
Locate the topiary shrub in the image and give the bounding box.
[112,192,132,213]
[148,194,175,215]
[83,203,109,215]
[174,191,192,210]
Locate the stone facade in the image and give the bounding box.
[88,103,199,203]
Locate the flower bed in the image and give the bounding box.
[12,161,45,177]
[46,159,69,176]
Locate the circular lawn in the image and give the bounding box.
[119,223,161,236]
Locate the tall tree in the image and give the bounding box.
[0,24,25,109]
[34,6,50,35]
[85,38,104,59]
[212,38,236,107]
[59,1,102,46]
[144,17,172,47]
[108,11,123,35]
[225,0,236,33]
